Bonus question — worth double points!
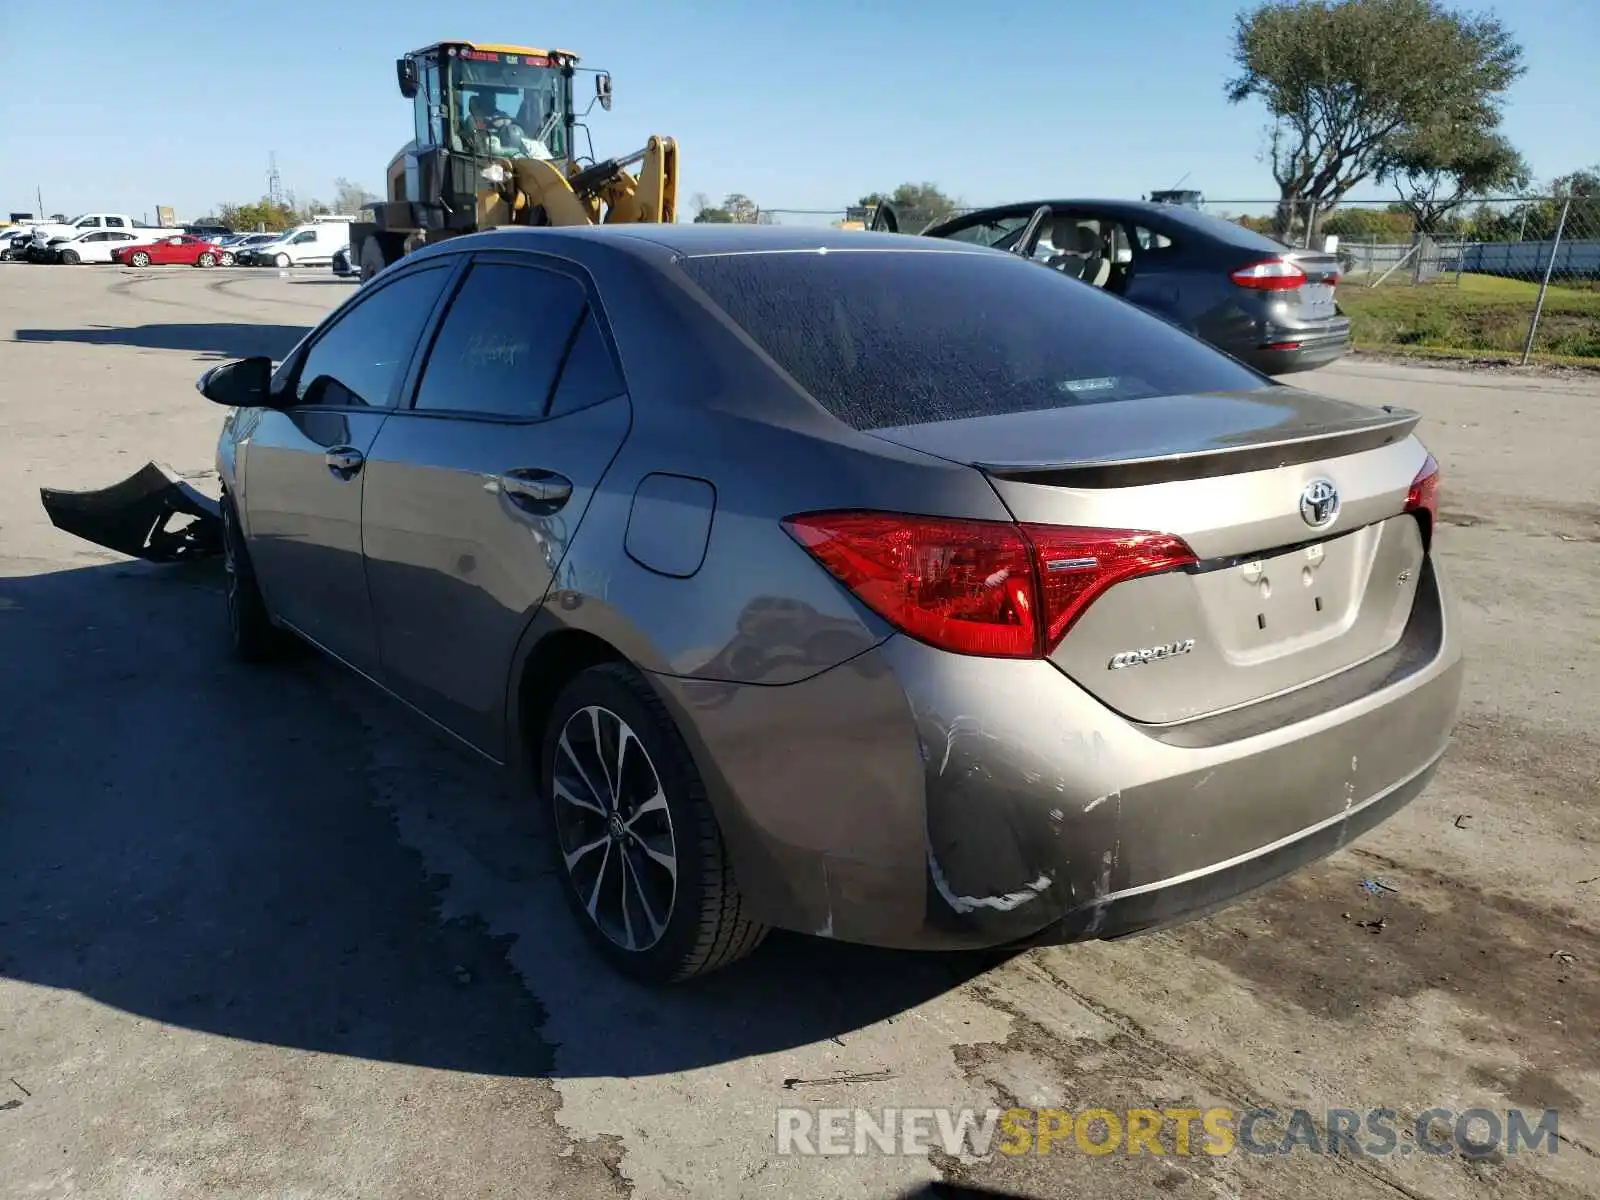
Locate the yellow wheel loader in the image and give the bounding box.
[349,40,679,280]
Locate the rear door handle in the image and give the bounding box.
[500,468,572,514]
[325,445,365,479]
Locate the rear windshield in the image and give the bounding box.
[1152,205,1294,252]
[677,247,1267,430]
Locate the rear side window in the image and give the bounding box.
[413,262,588,418]
[547,309,625,418]
[678,248,1266,430]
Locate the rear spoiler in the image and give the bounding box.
[977,408,1422,489]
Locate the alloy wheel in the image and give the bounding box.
[551,705,678,952]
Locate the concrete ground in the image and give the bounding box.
[1,262,1596,1200]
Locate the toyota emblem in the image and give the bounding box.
[1299,478,1340,528]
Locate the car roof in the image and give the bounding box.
[405,222,990,264]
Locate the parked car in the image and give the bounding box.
[47,228,152,265]
[888,199,1351,376]
[13,213,180,261]
[1,228,35,260]
[187,225,1458,984]
[237,219,350,268]
[217,233,279,266]
[185,223,234,241]
[112,234,223,268]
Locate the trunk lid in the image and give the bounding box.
[1280,250,1342,322]
[867,389,1430,724]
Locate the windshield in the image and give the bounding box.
[448,53,569,161]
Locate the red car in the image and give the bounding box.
[113,235,223,269]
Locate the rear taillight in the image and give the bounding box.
[781,511,1197,659]
[1230,258,1306,290]
[1405,453,1441,546]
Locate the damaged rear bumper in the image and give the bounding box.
[651,558,1462,952]
[39,461,223,562]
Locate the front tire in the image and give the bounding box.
[274,252,290,268]
[540,663,767,984]
[129,251,150,267]
[221,495,301,662]
[59,249,79,265]
[220,251,235,266]
[197,252,216,268]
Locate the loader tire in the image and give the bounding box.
[221,494,302,663]
[358,237,392,281]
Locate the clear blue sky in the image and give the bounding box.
[1,0,1593,223]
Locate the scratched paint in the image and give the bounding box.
[926,846,1053,914]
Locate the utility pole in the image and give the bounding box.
[36,185,43,219]
[267,152,285,207]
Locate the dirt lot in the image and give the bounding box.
[2,263,1597,1200]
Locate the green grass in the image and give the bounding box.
[1338,272,1600,361]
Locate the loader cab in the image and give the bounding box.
[392,41,583,234]
[399,42,582,164]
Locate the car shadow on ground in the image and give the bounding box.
[12,322,310,360]
[0,558,1001,1082]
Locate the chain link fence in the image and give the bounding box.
[1201,196,1600,363]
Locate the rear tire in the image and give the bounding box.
[540,662,768,984]
[358,237,392,281]
[221,494,302,663]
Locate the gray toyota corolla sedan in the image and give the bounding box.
[200,223,1463,984]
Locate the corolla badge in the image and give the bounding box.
[1108,639,1195,670]
[1299,478,1340,528]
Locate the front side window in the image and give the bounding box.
[412,261,588,417]
[293,266,451,408]
[679,248,1268,430]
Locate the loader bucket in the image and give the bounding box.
[39,461,223,563]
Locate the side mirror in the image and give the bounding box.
[596,72,613,111]
[397,57,419,99]
[197,357,273,409]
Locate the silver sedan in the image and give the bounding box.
[199,224,1463,984]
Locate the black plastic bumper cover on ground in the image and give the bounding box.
[39,461,223,563]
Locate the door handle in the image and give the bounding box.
[325,446,365,479]
[500,468,572,514]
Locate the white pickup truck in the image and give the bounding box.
[17,212,177,257]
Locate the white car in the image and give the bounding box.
[51,228,155,265]
[241,219,351,268]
